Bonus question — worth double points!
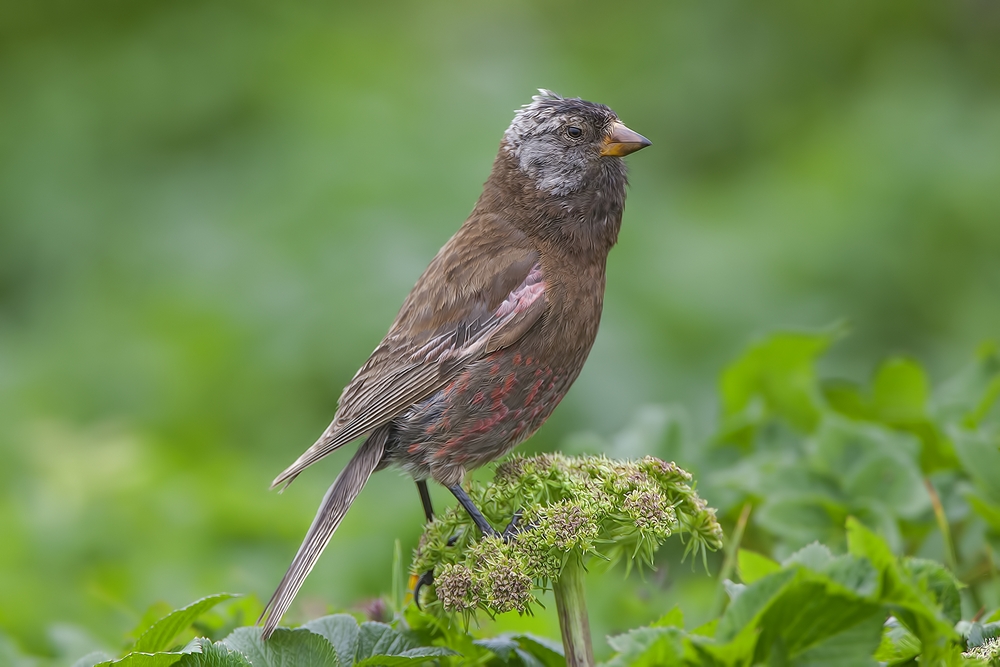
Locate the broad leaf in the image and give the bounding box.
[738,550,780,585]
[303,615,359,667]
[720,330,838,438]
[175,639,251,667]
[354,647,457,667]
[223,627,339,667]
[354,622,416,659]
[133,594,237,654]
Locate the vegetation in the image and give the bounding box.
[2,1,999,665]
[3,332,997,665]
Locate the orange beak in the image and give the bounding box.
[600,121,651,157]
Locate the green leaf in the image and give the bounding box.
[904,559,962,625]
[965,491,1000,532]
[652,606,685,628]
[354,622,417,659]
[720,329,839,438]
[952,427,1000,504]
[222,627,340,667]
[846,519,959,661]
[473,636,518,661]
[812,417,928,520]
[874,618,921,663]
[749,577,882,662]
[133,594,238,654]
[871,358,929,425]
[514,648,546,667]
[603,627,684,667]
[303,615,359,667]
[845,517,894,578]
[789,614,883,666]
[822,380,870,420]
[826,359,958,472]
[737,550,780,584]
[129,604,174,644]
[934,344,1000,428]
[95,654,186,667]
[755,494,846,548]
[354,647,457,667]
[175,640,251,667]
[783,542,834,571]
[510,634,564,667]
[716,568,799,642]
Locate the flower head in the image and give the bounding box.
[413,454,721,618]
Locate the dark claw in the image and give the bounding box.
[501,509,527,541]
[413,569,434,610]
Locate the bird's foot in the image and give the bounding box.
[500,509,528,541]
[413,569,434,610]
[412,512,529,608]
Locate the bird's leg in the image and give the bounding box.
[448,484,501,539]
[416,480,434,523]
[414,485,527,609]
[412,569,434,610]
[501,508,524,540]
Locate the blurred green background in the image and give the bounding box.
[2,0,999,660]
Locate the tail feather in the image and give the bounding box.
[259,428,387,639]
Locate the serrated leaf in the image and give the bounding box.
[821,555,880,598]
[133,594,237,654]
[354,622,417,660]
[303,615,359,667]
[783,542,834,571]
[845,517,894,576]
[604,627,683,667]
[716,568,799,642]
[874,617,921,663]
[738,550,780,585]
[354,646,457,667]
[904,558,962,625]
[652,606,684,628]
[175,639,251,667]
[223,627,339,667]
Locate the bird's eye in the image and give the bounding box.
[566,126,583,138]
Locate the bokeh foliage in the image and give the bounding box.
[2,0,1000,662]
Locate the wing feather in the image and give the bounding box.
[271,218,545,489]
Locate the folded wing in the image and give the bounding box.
[272,221,545,489]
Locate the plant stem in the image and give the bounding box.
[711,501,752,615]
[553,554,594,667]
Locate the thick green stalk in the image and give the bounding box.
[553,555,594,667]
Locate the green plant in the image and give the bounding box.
[410,453,723,664]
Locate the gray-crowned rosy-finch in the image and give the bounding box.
[260,90,650,638]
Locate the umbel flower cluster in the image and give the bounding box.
[412,453,723,618]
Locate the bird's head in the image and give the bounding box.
[502,89,650,197]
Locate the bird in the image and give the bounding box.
[259,89,650,638]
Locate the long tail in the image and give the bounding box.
[258,428,387,639]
